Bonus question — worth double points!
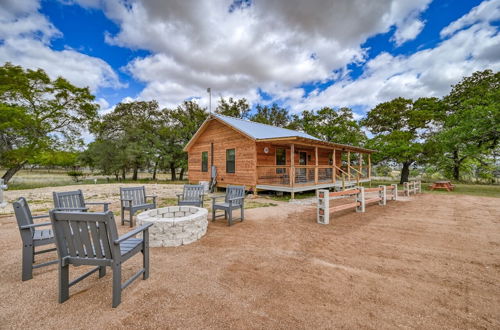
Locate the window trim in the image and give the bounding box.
[201,151,208,172]
[226,148,235,173]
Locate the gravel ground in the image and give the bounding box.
[0,189,499,329]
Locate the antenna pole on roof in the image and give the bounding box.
[207,87,212,114]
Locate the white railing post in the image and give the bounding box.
[379,185,387,205]
[391,184,398,200]
[317,189,329,224]
[356,186,365,213]
[413,181,417,195]
[0,179,7,208]
[404,182,409,197]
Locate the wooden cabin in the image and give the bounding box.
[184,114,375,197]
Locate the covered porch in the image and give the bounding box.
[254,137,373,197]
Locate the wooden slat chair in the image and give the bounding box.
[13,197,58,281]
[211,185,245,226]
[177,184,204,208]
[49,210,153,308]
[53,189,111,212]
[120,186,157,227]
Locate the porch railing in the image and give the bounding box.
[256,164,370,187]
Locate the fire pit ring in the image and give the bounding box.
[137,206,208,247]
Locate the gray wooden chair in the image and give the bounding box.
[177,184,204,207]
[13,197,58,281]
[211,185,245,226]
[120,186,157,227]
[53,189,111,212]
[49,210,153,308]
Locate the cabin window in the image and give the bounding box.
[226,149,235,173]
[299,151,307,165]
[329,152,333,166]
[276,148,286,165]
[201,151,208,172]
[276,148,286,174]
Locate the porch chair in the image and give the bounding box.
[120,186,157,227]
[177,184,204,207]
[13,197,58,281]
[49,210,153,308]
[211,185,245,226]
[53,189,111,212]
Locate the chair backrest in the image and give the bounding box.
[53,190,86,209]
[225,185,245,206]
[120,186,146,206]
[49,210,119,264]
[183,185,204,201]
[13,197,35,239]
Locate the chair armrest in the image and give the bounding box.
[114,223,153,244]
[21,222,52,229]
[210,195,225,201]
[85,202,111,206]
[32,214,49,219]
[228,197,245,202]
[54,207,89,211]
[146,195,157,203]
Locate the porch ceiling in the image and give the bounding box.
[256,136,375,154]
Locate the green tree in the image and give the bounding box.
[92,101,160,180]
[291,107,366,145]
[215,97,250,118]
[0,63,98,182]
[431,70,499,181]
[158,101,208,180]
[362,97,439,184]
[250,103,290,127]
[79,140,127,180]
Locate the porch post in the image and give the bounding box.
[368,154,371,180]
[332,149,336,183]
[290,143,295,199]
[347,151,351,181]
[314,146,318,185]
[359,152,362,180]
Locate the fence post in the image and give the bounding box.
[356,186,365,213]
[379,185,386,205]
[391,184,398,200]
[317,189,329,224]
[403,182,409,197]
[417,180,421,193]
[0,179,7,208]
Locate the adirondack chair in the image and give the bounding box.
[49,210,153,308]
[211,185,245,226]
[177,184,204,207]
[53,189,111,212]
[13,197,58,281]
[120,186,157,227]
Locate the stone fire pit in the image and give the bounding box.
[137,206,208,247]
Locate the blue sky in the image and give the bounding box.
[1,0,499,118]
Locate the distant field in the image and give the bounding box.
[363,180,500,198]
[3,169,187,190]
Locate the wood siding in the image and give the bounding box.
[187,119,256,187]
[255,142,342,166]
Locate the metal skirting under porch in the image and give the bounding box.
[256,179,371,193]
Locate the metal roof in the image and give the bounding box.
[212,114,320,140]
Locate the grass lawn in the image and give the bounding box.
[362,180,500,198]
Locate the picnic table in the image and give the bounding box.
[430,181,455,191]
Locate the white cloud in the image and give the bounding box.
[440,0,500,37]
[392,18,425,46]
[78,0,432,107]
[287,19,500,112]
[0,0,123,92]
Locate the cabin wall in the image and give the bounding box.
[187,120,256,188]
[256,142,342,166]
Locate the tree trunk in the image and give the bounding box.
[152,159,158,181]
[452,150,460,181]
[121,168,126,180]
[2,161,27,183]
[132,165,139,181]
[179,167,185,180]
[170,164,177,181]
[399,161,412,184]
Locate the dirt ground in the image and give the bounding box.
[0,187,499,329]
